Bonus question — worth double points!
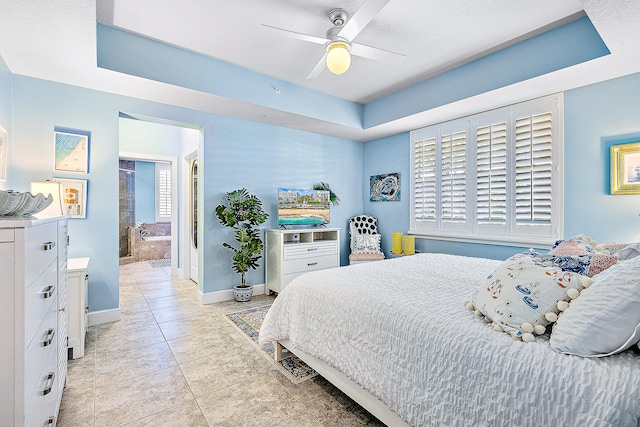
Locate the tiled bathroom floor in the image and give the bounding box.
[57,261,384,426]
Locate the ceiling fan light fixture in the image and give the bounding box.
[326,42,351,75]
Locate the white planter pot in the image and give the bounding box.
[233,284,253,302]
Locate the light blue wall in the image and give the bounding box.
[134,161,155,224]
[9,75,363,313]
[0,55,11,191]
[564,72,640,243]
[363,71,640,260]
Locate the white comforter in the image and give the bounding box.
[259,253,640,427]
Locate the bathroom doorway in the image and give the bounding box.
[118,115,201,280]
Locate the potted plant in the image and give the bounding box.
[215,188,269,301]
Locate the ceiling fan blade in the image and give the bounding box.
[261,24,328,45]
[350,42,405,62]
[338,0,390,41]
[306,52,328,79]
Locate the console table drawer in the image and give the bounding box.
[282,254,337,275]
[283,242,337,260]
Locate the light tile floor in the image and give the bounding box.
[57,261,384,426]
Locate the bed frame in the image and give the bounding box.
[275,339,410,427]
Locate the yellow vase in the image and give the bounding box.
[403,235,415,255]
[392,232,403,254]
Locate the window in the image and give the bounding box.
[156,162,171,221]
[410,94,563,246]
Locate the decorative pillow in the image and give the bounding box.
[615,242,640,261]
[550,255,640,357]
[466,253,594,342]
[353,233,381,254]
[550,235,617,276]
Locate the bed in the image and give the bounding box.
[258,252,640,427]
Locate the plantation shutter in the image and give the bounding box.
[441,131,466,222]
[515,112,553,224]
[156,162,171,220]
[413,137,437,223]
[476,123,507,223]
[410,93,562,245]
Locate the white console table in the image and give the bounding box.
[265,228,340,294]
[67,257,89,359]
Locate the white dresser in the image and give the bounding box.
[67,257,89,359]
[265,228,340,294]
[0,216,68,427]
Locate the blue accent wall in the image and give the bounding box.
[364,16,610,128]
[134,161,155,224]
[96,24,364,130]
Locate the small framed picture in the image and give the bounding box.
[370,172,401,202]
[53,178,88,218]
[610,142,640,195]
[0,125,7,182]
[54,128,90,173]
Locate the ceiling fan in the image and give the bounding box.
[261,0,405,78]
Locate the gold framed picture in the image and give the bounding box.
[610,142,640,194]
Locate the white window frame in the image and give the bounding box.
[410,94,564,247]
[155,162,171,222]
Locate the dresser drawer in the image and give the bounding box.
[283,242,337,260]
[24,222,58,285]
[25,261,58,344]
[282,254,338,275]
[25,306,57,408]
[25,346,57,427]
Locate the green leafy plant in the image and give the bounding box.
[312,182,340,206]
[215,188,269,287]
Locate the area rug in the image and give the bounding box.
[225,305,317,384]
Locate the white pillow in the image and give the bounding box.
[550,255,640,357]
[353,233,381,254]
[467,253,593,342]
[616,242,640,261]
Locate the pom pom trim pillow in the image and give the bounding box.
[550,255,640,357]
[467,252,594,342]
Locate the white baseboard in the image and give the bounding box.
[199,283,265,305]
[87,308,121,326]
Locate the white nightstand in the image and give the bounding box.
[67,257,90,359]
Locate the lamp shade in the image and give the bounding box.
[326,42,351,75]
[30,180,63,217]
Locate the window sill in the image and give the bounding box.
[407,231,556,249]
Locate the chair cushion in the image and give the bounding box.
[349,252,385,261]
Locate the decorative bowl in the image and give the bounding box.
[0,190,54,216]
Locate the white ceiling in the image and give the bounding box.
[1,0,640,141]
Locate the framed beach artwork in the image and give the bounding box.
[0,125,7,182]
[370,172,401,202]
[54,127,90,173]
[53,178,88,218]
[610,142,640,195]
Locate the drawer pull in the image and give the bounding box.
[42,328,56,347]
[307,262,318,266]
[42,372,55,395]
[45,416,55,426]
[307,247,318,251]
[40,285,56,299]
[43,241,56,251]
